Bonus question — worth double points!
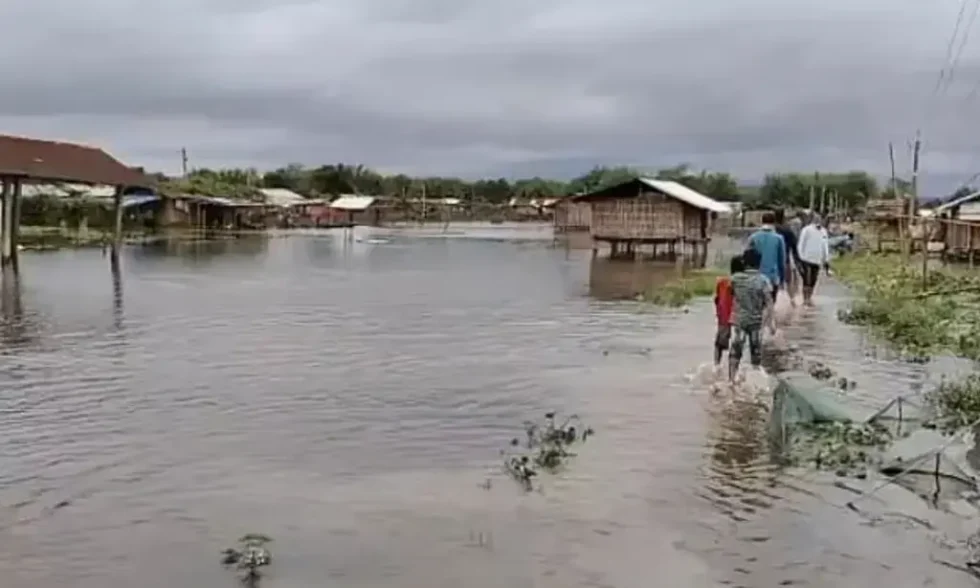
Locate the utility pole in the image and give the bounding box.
[911,131,926,286]
[180,148,189,178]
[888,142,897,198]
[890,141,907,253]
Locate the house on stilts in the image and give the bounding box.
[573,177,732,263]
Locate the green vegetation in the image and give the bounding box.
[834,253,980,360]
[638,268,725,307]
[925,374,980,432]
[782,421,891,477]
[221,534,272,586]
[504,412,594,491]
[137,163,884,211]
[834,252,980,427]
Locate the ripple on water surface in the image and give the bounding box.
[0,229,975,587]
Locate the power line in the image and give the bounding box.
[917,0,978,197]
[944,0,980,92]
[934,0,970,96]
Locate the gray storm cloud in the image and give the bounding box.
[0,0,976,192]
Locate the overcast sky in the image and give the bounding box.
[0,1,978,192]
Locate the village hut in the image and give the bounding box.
[329,195,383,226]
[153,194,266,230]
[573,177,732,261]
[0,134,150,264]
[551,196,592,234]
[931,190,980,261]
[258,188,306,208]
[861,198,911,252]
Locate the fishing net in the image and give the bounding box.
[771,372,928,431]
[768,372,979,490]
[879,428,978,489]
[770,372,875,432]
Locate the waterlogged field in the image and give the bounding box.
[0,226,975,587]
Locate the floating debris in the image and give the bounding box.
[807,361,835,381]
[503,412,593,490]
[805,360,856,391]
[221,534,272,586]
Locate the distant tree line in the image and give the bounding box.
[135,162,952,213]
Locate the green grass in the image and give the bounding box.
[638,267,725,307]
[834,251,980,425]
[834,252,980,360]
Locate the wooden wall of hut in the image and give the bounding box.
[943,220,980,259]
[554,200,591,233]
[590,194,704,241]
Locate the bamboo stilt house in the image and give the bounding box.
[573,177,732,260]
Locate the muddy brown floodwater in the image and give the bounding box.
[0,223,976,587]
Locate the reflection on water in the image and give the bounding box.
[110,253,123,332]
[0,226,975,588]
[588,258,703,301]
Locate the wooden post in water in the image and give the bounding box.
[10,179,21,267]
[112,185,124,259]
[0,178,12,267]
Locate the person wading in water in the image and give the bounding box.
[796,212,831,306]
[747,212,785,333]
[773,208,801,307]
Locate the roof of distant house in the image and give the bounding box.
[259,187,307,207]
[0,134,148,186]
[573,177,732,214]
[330,195,376,211]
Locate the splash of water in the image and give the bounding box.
[688,362,774,402]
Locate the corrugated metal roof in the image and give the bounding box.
[638,178,732,213]
[259,188,306,207]
[330,196,376,211]
[21,182,119,198]
[406,197,461,206]
[121,194,160,208]
[935,190,980,214]
[181,195,264,207]
[572,178,732,213]
[0,134,148,186]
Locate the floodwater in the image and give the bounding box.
[0,222,976,587]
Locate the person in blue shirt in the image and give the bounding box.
[747,212,786,328]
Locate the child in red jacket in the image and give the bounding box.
[714,255,744,365]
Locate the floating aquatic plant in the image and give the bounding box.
[924,374,980,433]
[221,534,272,586]
[833,253,980,361]
[781,421,892,478]
[503,412,594,490]
[638,268,725,308]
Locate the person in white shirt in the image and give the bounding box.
[795,213,831,306]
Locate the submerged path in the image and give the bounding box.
[0,226,974,587]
